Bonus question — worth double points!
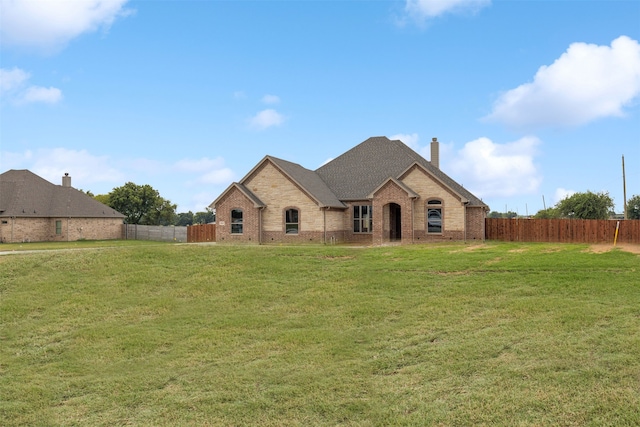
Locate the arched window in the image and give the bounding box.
[285,208,299,234]
[231,209,243,234]
[427,199,442,234]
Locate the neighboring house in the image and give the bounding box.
[0,170,125,243]
[210,136,489,245]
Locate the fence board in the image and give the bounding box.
[187,224,216,243]
[485,218,640,244]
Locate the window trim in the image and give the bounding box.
[353,204,373,234]
[284,207,299,234]
[426,199,443,234]
[230,208,243,234]
[55,220,62,235]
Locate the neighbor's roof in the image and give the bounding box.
[0,169,125,218]
[316,136,486,206]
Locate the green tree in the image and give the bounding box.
[194,208,215,224]
[534,207,559,219]
[107,182,177,225]
[176,211,194,226]
[94,194,110,206]
[627,194,640,219]
[488,211,518,219]
[556,191,614,220]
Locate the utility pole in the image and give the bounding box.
[622,155,627,220]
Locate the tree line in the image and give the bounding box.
[490,191,640,220]
[91,184,640,224]
[86,182,215,225]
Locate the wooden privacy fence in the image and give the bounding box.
[485,218,640,244]
[187,224,216,243]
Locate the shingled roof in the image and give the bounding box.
[0,170,124,218]
[316,136,486,206]
[266,156,346,208]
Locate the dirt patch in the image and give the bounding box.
[449,244,487,254]
[586,244,640,255]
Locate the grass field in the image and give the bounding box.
[1,241,639,426]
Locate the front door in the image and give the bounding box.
[389,203,401,241]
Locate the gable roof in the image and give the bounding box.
[209,182,266,209]
[316,136,486,207]
[0,169,125,218]
[238,156,345,209]
[368,177,420,199]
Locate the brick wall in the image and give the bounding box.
[465,206,486,241]
[401,166,465,231]
[371,181,414,245]
[245,162,325,232]
[0,217,123,243]
[214,186,261,243]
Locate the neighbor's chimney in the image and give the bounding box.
[62,172,71,187]
[430,137,439,169]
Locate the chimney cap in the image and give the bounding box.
[432,137,438,142]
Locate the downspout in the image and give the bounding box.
[411,198,415,244]
[259,207,264,244]
[11,216,15,242]
[67,217,70,242]
[463,202,468,243]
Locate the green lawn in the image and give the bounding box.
[1,242,638,426]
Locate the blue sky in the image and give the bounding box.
[1,0,639,216]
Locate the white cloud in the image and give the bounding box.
[319,157,334,167]
[487,36,640,129]
[174,157,226,173]
[261,94,281,105]
[0,67,63,105]
[173,156,236,185]
[199,168,235,185]
[2,148,125,187]
[248,109,286,130]
[390,133,420,150]
[448,136,542,198]
[189,191,219,212]
[21,86,63,104]
[405,0,490,20]
[0,67,29,92]
[554,188,575,204]
[0,0,132,52]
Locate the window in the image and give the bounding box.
[231,209,243,234]
[427,200,442,233]
[285,208,299,234]
[353,205,372,233]
[55,220,62,235]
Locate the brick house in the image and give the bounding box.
[210,136,488,245]
[0,170,125,243]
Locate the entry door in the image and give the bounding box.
[390,203,401,241]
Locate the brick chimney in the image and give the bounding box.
[62,172,71,187]
[430,137,439,169]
